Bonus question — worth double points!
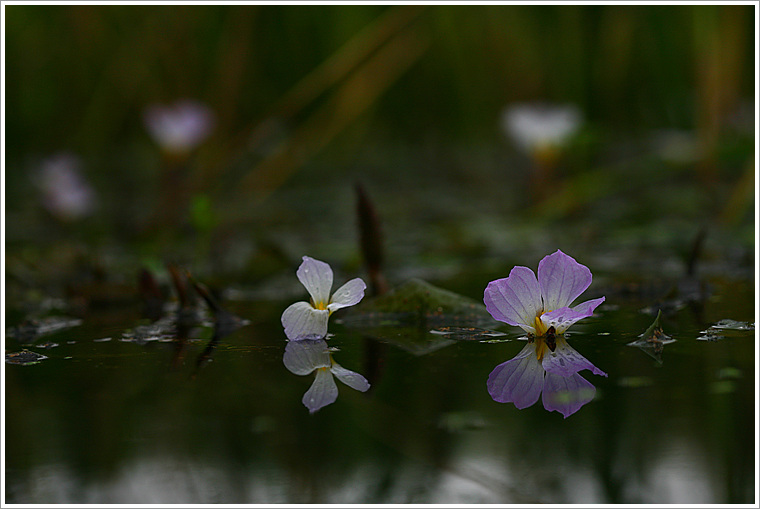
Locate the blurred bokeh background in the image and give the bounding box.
[4,4,755,275]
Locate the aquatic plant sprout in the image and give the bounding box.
[484,250,607,417]
[281,256,366,340]
[484,249,605,336]
[283,338,370,413]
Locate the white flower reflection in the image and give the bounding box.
[283,339,370,413]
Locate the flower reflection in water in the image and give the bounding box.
[484,250,607,417]
[283,339,370,413]
[488,334,606,418]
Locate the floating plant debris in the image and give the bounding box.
[121,316,176,344]
[6,350,49,366]
[698,319,755,341]
[710,319,754,331]
[6,316,83,344]
[430,326,507,341]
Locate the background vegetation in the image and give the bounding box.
[5,5,755,262]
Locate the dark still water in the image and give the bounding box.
[4,257,755,504]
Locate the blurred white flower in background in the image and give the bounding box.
[143,100,215,155]
[502,102,582,159]
[35,153,96,221]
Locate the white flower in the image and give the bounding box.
[283,338,370,413]
[281,256,366,340]
[502,103,581,155]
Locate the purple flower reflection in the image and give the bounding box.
[487,336,606,418]
[283,339,370,413]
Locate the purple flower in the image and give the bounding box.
[144,100,214,154]
[281,256,366,341]
[483,250,607,418]
[283,338,370,413]
[484,249,605,336]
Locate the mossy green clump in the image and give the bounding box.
[355,278,492,326]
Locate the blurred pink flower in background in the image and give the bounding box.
[35,153,96,221]
[143,100,215,155]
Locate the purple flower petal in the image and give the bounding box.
[487,343,544,408]
[484,266,543,333]
[330,362,371,392]
[303,367,339,413]
[542,372,597,418]
[327,278,366,313]
[281,301,329,340]
[540,297,605,334]
[541,336,607,377]
[283,338,331,375]
[296,256,333,308]
[537,250,592,312]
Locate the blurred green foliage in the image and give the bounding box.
[4,5,753,143]
[3,4,755,265]
[6,4,753,160]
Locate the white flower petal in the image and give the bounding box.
[281,301,329,340]
[296,256,333,308]
[303,367,339,413]
[331,362,370,392]
[327,278,366,313]
[283,339,331,375]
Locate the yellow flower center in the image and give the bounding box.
[534,335,549,362]
[534,314,549,336]
[312,300,328,311]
